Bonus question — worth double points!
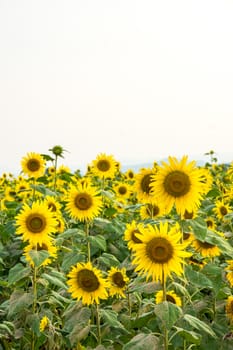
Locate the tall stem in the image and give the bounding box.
[85,221,91,262]
[32,266,38,350]
[162,269,168,350]
[53,155,58,192]
[95,302,101,345]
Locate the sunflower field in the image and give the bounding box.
[1,146,233,350]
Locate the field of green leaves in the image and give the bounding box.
[1,147,233,350]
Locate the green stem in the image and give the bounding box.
[95,302,101,345]
[127,288,131,317]
[85,221,91,262]
[32,266,38,350]
[53,155,58,191]
[162,270,168,350]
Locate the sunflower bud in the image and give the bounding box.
[49,145,65,158]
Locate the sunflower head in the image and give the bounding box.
[155,290,182,306]
[134,168,156,203]
[91,153,118,179]
[151,156,205,215]
[21,152,46,178]
[24,241,57,267]
[67,262,109,305]
[66,184,103,222]
[132,222,191,282]
[226,296,233,323]
[107,267,129,298]
[191,238,221,258]
[124,221,144,250]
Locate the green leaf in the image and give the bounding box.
[69,324,90,346]
[185,265,213,289]
[63,305,91,332]
[100,309,125,329]
[30,184,56,197]
[205,229,233,258]
[189,217,207,241]
[8,291,34,318]
[173,326,201,345]
[88,235,106,251]
[41,273,68,290]
[154,301,182,330]
[29,250,50,267]
[122,333,159,350]
[183,314,216,338]
[8,263,31,285]
[98,253,120,267]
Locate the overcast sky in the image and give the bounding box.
[1,0,233,174]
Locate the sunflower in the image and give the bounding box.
[150,156,205,216]
[21,152,46,178]
[124,220,144,251]
[132,222,191,282]
[205,216,216,230]
[213,200,231,221]
[91,153,118,179]
[155,290,182,306]
[124,169,135,181]
[65,184,103,222]
[107,267,129,298]
[15,201,57,245]
[191,238,221,258]
[134,168,156,203]
[140,201,164,220]
[181,209,198,220]
[24,240,57,267]
[67,261,109,305]
[225,260,233,287]
[226,296,233,323]
[113,182,132,201]
[39,316,50,332]
[44,195,62,214]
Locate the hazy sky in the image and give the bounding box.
[1,0,233,174]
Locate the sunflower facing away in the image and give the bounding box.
[15,201,57,245]
[91,153,118,179]
[21,152,46,178]
[107,267,129,298]
[150,156,205,216]
[132,222,191,282]
[66,183,103,222]
[155,289,182,306]
[67,261,109,305]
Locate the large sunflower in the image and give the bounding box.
[107,267,129,298]
[91,153,118,179]
[132,222,191,282]
[67,261,109,305]
[21,152,46,178]
[155,290,182,306]
[15,201,57,245]
[150,156,205,216]
[65,184,103,222]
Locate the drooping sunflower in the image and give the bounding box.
[15,201,57,245]
[124,220,144,251]
[134,168,156,203]
[107,267,129,298]
[225,260,233,287]
[213,199,231,221]
[91,153,118,179]
[150,156,205,216]
[191,238,221,258]
[67,261,109,305]
[21,152,46,178]
[24,240,57,267]
[65,184,103,222]
[155,290,182,306]
[226,296,233,323]
[132,222,191,282]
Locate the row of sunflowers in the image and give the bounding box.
[1,146,233,349]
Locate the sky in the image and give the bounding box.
[1,0,233,174]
